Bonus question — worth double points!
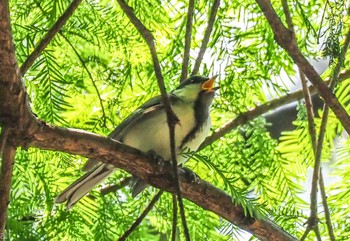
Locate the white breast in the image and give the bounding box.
[122,102,210,164]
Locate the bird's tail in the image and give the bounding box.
[55,164,114,209]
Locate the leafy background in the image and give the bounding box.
[5,0,350,240]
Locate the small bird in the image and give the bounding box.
[55,75,219,209]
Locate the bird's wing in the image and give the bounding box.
[82,94,180,171]
[108,95,165,140]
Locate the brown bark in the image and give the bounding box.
[0,142,16,237]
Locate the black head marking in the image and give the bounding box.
[176,76,209,90]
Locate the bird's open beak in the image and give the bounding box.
[202,75,219,92]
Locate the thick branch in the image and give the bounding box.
[255,0,350,134]
[24,121,297,241]
[0,2,31,234]
[20,0,83,75]
[0,141,16,236]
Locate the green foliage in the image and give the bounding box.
[5,0,350,240]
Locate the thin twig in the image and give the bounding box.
[315,225,322,241]
[300,71,320,237]
[316,0,328,42]
[100,176,132,196]
[300,226,311,241]
[59,32,107,127]
[20,0,83,75]
[116,1,190,240]
[118,190,164,241]
[191,0,220,76]
[180,0,195,82]
[172,194,178,241]
[300,73,317,152]
[281,2,321,238]
[319,169,335,241]
[0,139,16,236]
[329,28,350,89]
[281,0,294,31]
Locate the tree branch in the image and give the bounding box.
[255,0,350,134]
[116,1,190,239]
[180,0,195,82]
[191,0,220,76]
[319,169,335,241]
[0,1,31,234]
[200,88,308,149]
[13,121,294,240]
[118,190,164,241]
[100,177,132,196]
[20,0,83,76]
[300,70,320,240]
[172,194,178,241]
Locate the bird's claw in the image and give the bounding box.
[179,166,200,184]
[147,150,167,169]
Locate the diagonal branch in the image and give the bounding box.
[100,177,132,196]
[118,190,164,241]
[20,0,83,76]
[300,70,320,240]
[180,0,195,82]
[200,69,350,149]
[200,88,311,149]
[191,0,220,76]
[116,1,190,239]
[25,122,298,241]
[319,169,335,241]
[255,0,350,134]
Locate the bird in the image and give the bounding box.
[55,75,219,209]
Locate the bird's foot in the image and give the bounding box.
[179,166,200,184]
[147,150,167,168]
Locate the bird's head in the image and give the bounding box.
[172,75,219,104]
